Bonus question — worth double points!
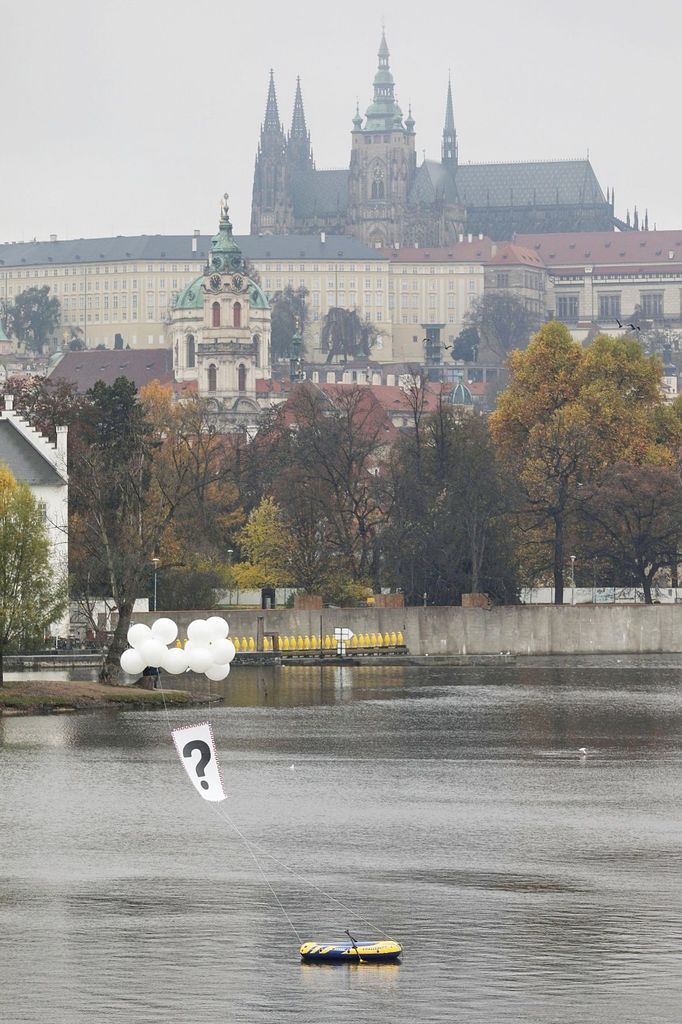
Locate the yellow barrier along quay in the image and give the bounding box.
[230,631,516,666]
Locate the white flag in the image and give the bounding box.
[172,722,226,802]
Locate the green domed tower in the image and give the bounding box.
[348,29,417,248]
[170,195,271,419]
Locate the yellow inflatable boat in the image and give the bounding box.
[300,934,402,964]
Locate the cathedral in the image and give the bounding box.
[251,31,618,246]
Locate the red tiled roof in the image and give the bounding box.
[48,348,174,393]
[255,377,290,394]
[514,230,682,268]
[364,383,446,414]
[358,379,488,411]
[379,239,495,263]
[280,381,400,442]
[489,243,544,267]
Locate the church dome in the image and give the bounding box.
[173,275,269,312]
[446,380,473,406]
[248,281,269,310]
[174,276,204,310]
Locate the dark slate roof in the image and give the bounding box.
[455,159,606,208]
[242,232,380,260]
[0,420,63,485]
[0,235,214,266]
[0,230,377,266]
[292,170,349,218]
[48,348,174,393]
[408,161,459,207]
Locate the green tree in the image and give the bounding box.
[282,384,387,583]
[155,563,228,610]
[5,374,84,443]
[270,285,308,361]
[320,307,377,364]
[237,384,389,592]
[2,287,61,353]
[464,292,540,362]
[66,327,86,351]
[451,325,480,362]
[0,465,66,684]
[384,406,516,604]
[69,379,236,681]
[579,463,682,604]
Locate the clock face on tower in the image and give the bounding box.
[232,275,243,291]
[209,274,222,292]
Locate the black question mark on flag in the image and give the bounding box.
[182,740,211,790]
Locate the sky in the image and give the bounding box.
[4,0,680,242]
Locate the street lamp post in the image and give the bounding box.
[152,556,160,612]
[227,549,234,604]
[570,554,576,606]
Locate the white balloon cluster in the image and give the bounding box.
[120,616,236,681]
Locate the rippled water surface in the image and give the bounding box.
[2,657,682,1023]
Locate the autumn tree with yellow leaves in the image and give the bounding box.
[232,497,294,590]
[490,322,682,603]
[0,464,66,684]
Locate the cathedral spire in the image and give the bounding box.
[251,71,291,235]
[378,27,390,67]
[442,74,457,167]
[287,76,313,171]
[352,99,362,131]
[263,69,281,133]
[290,77,307,138]
[363,27,404,131]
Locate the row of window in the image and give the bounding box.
[253,263,479,275]
[2,264,195,278]
[211,301,241,328]
[183,335,264,368]
[495,271,543,290]
[206,363,248,392]
[556,292,666,320]
[268,278,477,296]
[361,134,410,145]
[62,312,140,323]
[52,279,180,292]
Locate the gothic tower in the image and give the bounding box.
[347,30,417,248]
[251,71,293,235]
[287,77,314,176]
[442,75,458,168]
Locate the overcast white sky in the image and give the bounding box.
[3,0,678,242]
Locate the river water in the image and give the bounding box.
[1,657,681,1024]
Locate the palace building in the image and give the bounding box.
[251,31,621,247]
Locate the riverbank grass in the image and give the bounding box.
[0,680,198,715]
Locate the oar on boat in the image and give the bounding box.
[345,929,364,963]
